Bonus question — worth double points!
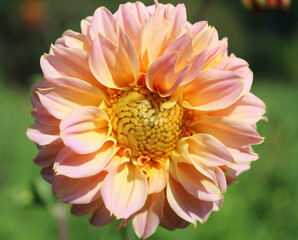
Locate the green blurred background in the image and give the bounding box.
[0,0,297,239]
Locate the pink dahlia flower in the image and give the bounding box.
[27,1,266,238]
[242,0,291,10]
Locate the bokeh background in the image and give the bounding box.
[0,0,297,239]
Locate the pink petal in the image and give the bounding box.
[191,117,264,148]
[140,6,169,67]
[90,7,117,43]
[160,197,190,230]
[41,47,99,87]
[71,200,99,217]
[90,198,116,226]
[122,2,150,29]
[146,52,189,97]
[191,22,213,54]
[54,141,117,178]
[52,171,107,204]
[34,141,64,167]
[60,106,110,154]
[101,162,148,219]
[166,4,187,41]
[167,175,213,224]
[209,92,267,125]
[148,163,167,194]
[228,146,259,163]
[37,79,102,120]
[116,4,142,54]
[173,134,234,167]
[181,69,244,111]
[176,163,223,201]
[27,122,60,146]
[41,166,54,183]
[31,107,60,126]
[132,191,165,239]
[89,29,139,89]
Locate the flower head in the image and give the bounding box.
[242,0,291,10]
[27,1,266,238]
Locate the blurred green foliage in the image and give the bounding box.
[0,0,297,240]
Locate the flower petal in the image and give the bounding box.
[37,79,102,120]
[116,4,142,54]
[173,134,234,167]
[71,200,99,217]
[60,106,110,154]
[148,163,167,194]
[181,69,244,111]
[90,197,116,226]
[101,162,148,219]
[27,122,60,146]
[34,141,64,167]
[52,171,107,204]
[31,107,60,126]
[54,140,117,178]
[90,7,117,43]
[132,191,165,239]
[41,46,100,87]
[191,117,264,148]
[167,175,213,224]
[146,52,189,97]
[209,92,267,125]
[176,163,223,201]
[89,29,139,89]
[160,197,189,230]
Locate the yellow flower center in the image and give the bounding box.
[108,88,183,162]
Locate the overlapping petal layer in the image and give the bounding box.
[27,1,266,239]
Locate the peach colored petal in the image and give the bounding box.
[190,22,213,54]
[160,197,189,230]
[166,4,187,41]
[132,191,165,239]
[27,122,60,146]
[60,106,110,154]
[71,200,98,217]
[222,54,252,94]
[148,163,167,194]
[37,81,102,120]
[103,154,130,172]
[209,92,267,125]
[167,175,213,224]
[228,146,259,163]
[52,171,107,204]
[140,5,169,68]
[121,2,151,28]
[41,166,54,183]
[54,141,117,178]
[115,4,142,54]
[31,107,60,127]
[173,134,234,167]
[34,141,64,167]
[146,52,189,97]
[181,69,244,111]
[191,117,264,148]
[41,46,100,88]
[101,162,148,219]
[176,163,223,201]
[90,7,117,43]
[89,29,139,89]
[89,197,116,226]
[163,33,207,85]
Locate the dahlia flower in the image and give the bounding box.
[27,1,266,238]
[242,0,291,10]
